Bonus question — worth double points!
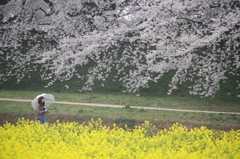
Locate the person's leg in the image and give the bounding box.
[39,115,45,124]
[42,115,46,126]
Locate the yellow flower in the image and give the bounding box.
[0,119,239,159]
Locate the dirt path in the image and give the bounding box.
[1,98,240,115]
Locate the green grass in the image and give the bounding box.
[0,101,32,115]
[0,90,239,112]
[0,100,240,128]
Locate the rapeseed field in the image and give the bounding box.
[0,118,239,159]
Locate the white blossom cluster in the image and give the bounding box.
[0,0,239,97]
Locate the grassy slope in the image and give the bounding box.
[1,40,239,99]
[0,90,239,112]
[1,100,240,130]
[1,66,239,100]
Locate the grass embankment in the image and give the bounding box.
[0,90,240,130]
[0,90,240,111]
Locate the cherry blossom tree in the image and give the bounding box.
[0,0,239,97]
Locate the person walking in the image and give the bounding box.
[35,96,47,125]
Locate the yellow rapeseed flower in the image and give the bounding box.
[0,118,239,159]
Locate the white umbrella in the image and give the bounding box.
[31,93,55,110]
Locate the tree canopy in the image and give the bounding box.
[0,0,239,97]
